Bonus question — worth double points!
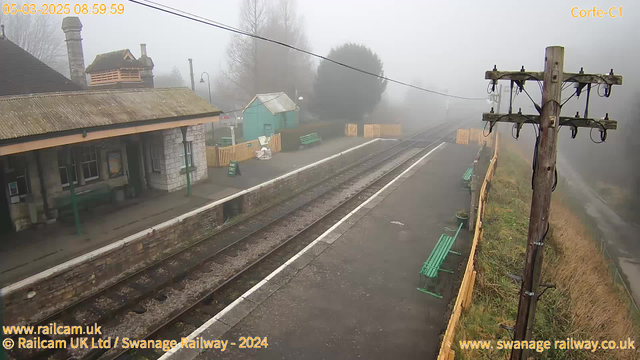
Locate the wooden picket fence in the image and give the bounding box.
[206,133,281,167]
[437,132,499,360]
[363,124,402,138]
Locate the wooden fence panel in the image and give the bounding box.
[470,128,481,143]
[372,124,381,138]
[364,124,373,138]
[205,146,218,167]
[380,124,402,138]
[208,135,282,167]
[268,133,282,153]
[345,123,358,137]
[456,129,470,145]
[365,123,401,138]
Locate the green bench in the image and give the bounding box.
[218,137,233,147]
[54,184,113,217]
[462,167,473,182]
[417,222,464,298]
[300,133,322,147]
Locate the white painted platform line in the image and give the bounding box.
[1,138,384,297]
[158,142,446,360]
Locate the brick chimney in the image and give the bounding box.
[139,43,154,88]
[61,17,86,87]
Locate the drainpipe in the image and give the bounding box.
[66,146,82,234]
[180,126,192,196]
[35,150,50,219]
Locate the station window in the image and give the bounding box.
[58,150,78,188]
[179,142,193,169]
[80,145,100,181]
[150,146,163,173]
[6,155,30,201]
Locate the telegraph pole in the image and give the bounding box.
[483,46,622,360]
[514,46,563,359]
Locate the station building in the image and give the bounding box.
[0,19,220,233]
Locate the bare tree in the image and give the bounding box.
[261,0,313,100]
[0,4,67,74]
[223,0,313,102]
[224,0,269,101]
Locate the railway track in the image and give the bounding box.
[8,120,463,360]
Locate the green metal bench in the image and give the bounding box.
[218,137,233,147]
[462,167,473,182]
[300,133,322,146]
[55,184,113,217]
[417,222,464,298]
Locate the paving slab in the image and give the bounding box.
[191,143,480,360]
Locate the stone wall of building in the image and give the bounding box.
[162,125,208,192]
[143,125,208,192]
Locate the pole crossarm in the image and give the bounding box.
[482,113,618,130]
[485,70,623,85]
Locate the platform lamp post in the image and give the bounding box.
[200,72,212,104]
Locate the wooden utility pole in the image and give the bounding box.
[483,46,622,360]
[512,46,563,360]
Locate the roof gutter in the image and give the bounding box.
[0,112,220,156]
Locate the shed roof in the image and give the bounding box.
[243,92,298,115]
[85,49,144,73]
[0,36,81,96]
[0,88,220,142]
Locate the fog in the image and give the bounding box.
[2,0,639,214]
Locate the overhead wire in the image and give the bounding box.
[129,0,486,101]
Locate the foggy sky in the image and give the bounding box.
[62,0,637,107]
[8,0,636,119]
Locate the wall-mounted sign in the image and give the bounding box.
[228,160,241,177]
[7,181,18,196]
[107,151,123,178]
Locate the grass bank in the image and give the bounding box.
[453,138,638,359]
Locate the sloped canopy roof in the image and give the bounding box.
[85,49,144,73]
[243,92,298,115]
[0,36,81,96]
[0,88,221,142]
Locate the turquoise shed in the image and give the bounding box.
[242,92,299,141]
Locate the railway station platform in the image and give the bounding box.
[0,137,374,287]
[169,142,479,360]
